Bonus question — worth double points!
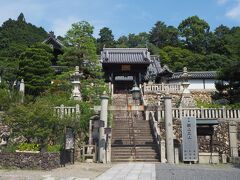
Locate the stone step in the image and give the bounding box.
[111,135,153,139]
[112,133,153,137]
[112,151,158,156]
[112,137,154,141]
[113,128,152,131]
[112,141,156,145]
[111,158,159,162]
[111,155,159,160]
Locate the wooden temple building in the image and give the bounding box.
[43,31,63,66]
[101,48,152,92]
[101,48,217,92]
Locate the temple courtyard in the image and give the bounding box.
[0,162,239,180]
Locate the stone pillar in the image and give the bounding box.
[88,120,93,145]
[161,140,166,163]
[174,147,179,164]
[163,95,174,164]
[229,121,238,157]
[106,134,111,163]
[145,110,150,121]
[19,79,25,103]
[98,92,109,163]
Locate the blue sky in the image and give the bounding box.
[0,0,240,38]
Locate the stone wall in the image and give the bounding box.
[145,90,214,107]
[191,91,213,103]
[0,152,60,170]
[198,122,230,155]
[159,119,232,159]
[144,93,182,107]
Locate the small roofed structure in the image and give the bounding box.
[43,31,63,66]
[101,48,151,92]
[168,71,217,90]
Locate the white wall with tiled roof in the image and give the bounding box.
[169,79,216,90]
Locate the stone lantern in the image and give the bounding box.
[181,67,191,96]
[71,66,82,101]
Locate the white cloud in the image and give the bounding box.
[225,0,240,21]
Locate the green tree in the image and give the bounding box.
[178,16,210,53]
[116,32,149,48]
[116,35,129,48]
[207,25,231,55]
[216,61,240,103]
[18,44,54,96]
[60,21,97,69]
[159,46,205,71]
[225,27,240,60]
[150,21,179,48]
[97,27,115,53]
[0,13,47,58]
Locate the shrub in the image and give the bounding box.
[47,144,62,152]
[0,144,18,153]
[17,143,40,151]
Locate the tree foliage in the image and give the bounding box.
[60,21,97,72]
[0,13,47,58]
[150,21,179,48]
[178,16,210,53]
[18,44,54,96]
[216,61,240,103]
[97,27,115,53]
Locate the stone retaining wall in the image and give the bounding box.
[191,91,213,103]
[0,152,60,170]
[159,120,233,160]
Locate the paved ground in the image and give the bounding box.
[0,163,111,180]
[155,163,240,180]
[0,163,240,180]
[97,163,240,180]
[96,163,155,180]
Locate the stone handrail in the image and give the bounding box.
[54,104,80,118]
[143,83,182,94]
[139,84,146,106]
[157,107,240,121]
[149,111,161,146]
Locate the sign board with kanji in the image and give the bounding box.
[104,128,112,135]
[181,117,198,161]
[65,127,74,150]
[93,120,105,128]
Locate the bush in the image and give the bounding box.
[196,100,240,109]
[17,143,40,151]
[47,144,62,152]
[0,144,18,153]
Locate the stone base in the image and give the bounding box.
[198,152,219,164]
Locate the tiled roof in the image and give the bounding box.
[101,48,151,64]
[169,71,217,80]
[43,32,63,49]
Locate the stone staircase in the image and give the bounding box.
[111,94,160,162]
